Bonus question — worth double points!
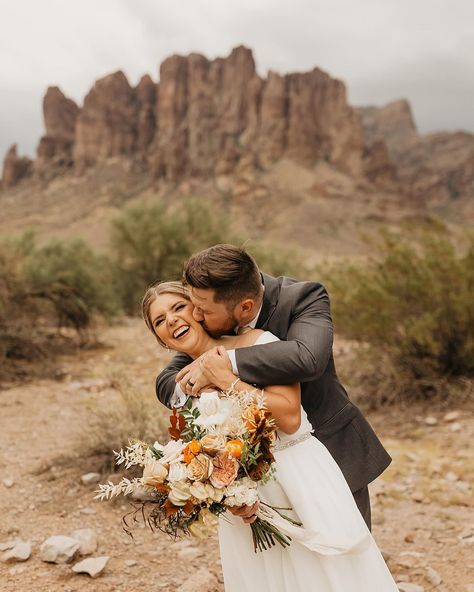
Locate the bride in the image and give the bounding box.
[143,281,398,592]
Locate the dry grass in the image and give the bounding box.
[75,371,170,471]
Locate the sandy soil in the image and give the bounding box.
[0,319,473,591]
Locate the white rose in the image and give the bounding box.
[195,393,234,430]
[167,461,188,482]
[205,483,224,503]
[189,482,209,501]
[168,481,192,506]
[224,478,259,507]
[159,440,185,464]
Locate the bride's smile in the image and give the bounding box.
[148,292,214,358]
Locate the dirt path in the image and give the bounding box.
[0,319,472,591]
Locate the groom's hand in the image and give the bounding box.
[176,358,212,396]
[196,346,235,394]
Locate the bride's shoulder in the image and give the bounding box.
[237,329,280,347]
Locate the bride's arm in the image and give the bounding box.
[200,346,301,435]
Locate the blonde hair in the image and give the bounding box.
[141,281,191,347]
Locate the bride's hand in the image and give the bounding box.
[228,501,259,524]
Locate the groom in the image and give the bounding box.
[155,244,391,529]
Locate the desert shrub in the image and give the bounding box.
[0,233,120,379]
[326,230,474,402]
[24,237,120,329]
[112,199,307,312]
[0,233,41,362]
[77,373,169,469]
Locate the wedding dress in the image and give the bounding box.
[218,331,398,591]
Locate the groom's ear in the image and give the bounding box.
[239,298,256,315]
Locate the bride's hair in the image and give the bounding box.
[142,281,191,346]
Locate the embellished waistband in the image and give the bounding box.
[274,431,312,452]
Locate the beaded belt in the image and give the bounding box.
[274,431,312,452]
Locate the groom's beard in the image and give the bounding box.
[201,315,238,338]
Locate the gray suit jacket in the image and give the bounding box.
[155,273,391,492]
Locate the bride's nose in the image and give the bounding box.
[166,312,179,327]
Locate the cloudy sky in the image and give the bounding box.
[1,0,473,160]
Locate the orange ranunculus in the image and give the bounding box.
[225,439,244,459]
[183,439,202,464]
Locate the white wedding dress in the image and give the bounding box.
[218,331,398,591]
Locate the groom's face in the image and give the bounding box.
[190,287,239,337]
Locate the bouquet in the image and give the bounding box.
[95,388,301,552]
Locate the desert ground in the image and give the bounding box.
[0,318,473,592]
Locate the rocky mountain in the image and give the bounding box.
[0,47,472,257]
[1,46,396,190]
[358,100,474,203]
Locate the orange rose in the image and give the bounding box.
[183,439,202,464]
[225,439,244,459]
[209,451,239,489]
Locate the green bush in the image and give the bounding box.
[111,199,308,312]
[24,238,120,329]
[0,233,120,373]
[326,230,474,387]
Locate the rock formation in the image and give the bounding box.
[358,100,474,201]
[74,71,139,173]
[1,145,32,188]
[1,45,472,204]
[35,87,79,177]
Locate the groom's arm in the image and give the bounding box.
[156,352,193,408]
[235,282,333,386]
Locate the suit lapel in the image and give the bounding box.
[256,273,280,329]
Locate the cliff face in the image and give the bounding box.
[3,46,472,203]
[358,100,474,201]
[2,46,382,188]
[1,145,32,188]
[35,86,79,179]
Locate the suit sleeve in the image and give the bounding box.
[235,283,333,386]
[155,352,193,408]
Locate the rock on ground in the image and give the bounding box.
[80,472,101,485]
[177,567,220,592]
[70,528,98,555]
[39,535,80,563]
[1,540,31,562]
[397,583,425,592]
[72,556,110,578]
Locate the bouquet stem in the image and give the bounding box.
[250,517,292,553]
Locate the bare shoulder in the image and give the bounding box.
[235,329,265,348]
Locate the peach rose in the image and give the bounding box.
[142,459,168,487]
[200,434,226,456]
[186,453,213,482]
[209,451,239,489]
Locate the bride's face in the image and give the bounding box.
[149,292,206,353]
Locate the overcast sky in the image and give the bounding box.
[1,0,473,160]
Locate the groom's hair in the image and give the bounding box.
[184,244,261,307]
